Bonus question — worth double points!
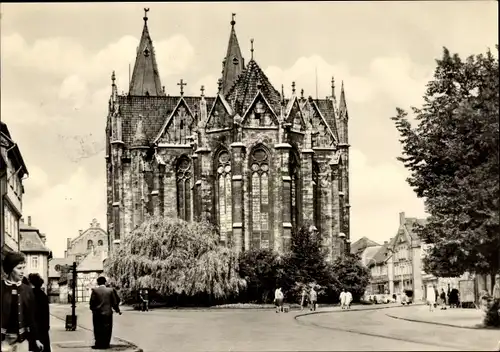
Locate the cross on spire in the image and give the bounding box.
[217,78,223,93]
[301,88,304,99]
[231,13,236,26]
[291,81,296,94]
[250,39,254,60]
[331,76,336,98]
[143,8,150,22]
[111,71,116,86]
[177,79,187,96]
[200,85,205,97]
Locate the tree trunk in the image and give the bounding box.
[491,271,497,296]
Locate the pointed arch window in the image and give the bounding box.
[216,150,232,243]
[312,161,321,231]
[250,147,270,249]
[87,240,94,250]
[176,156,192,221]
[290,151,300,230]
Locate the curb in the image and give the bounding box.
[294,303,425,319]
[51,314,143,352]
[385,313,497,331]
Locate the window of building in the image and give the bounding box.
[87,240,93,250]
[289,150,300,230]
[55,264,61,272]
[98,240,103,246]
[31,255,39,269]
[176,156,192,221]
[216,150,232,242]
[250,147,270,248]
[312,161,320,230]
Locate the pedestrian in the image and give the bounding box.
[1,252,44,352]
[339,289,346,309]
[28,273,51,352]
[345,291,353,309]
[274,287,284,313]
[142,289,149,312]
[426,284,436,311]
[439,288,447,310]
[300,288,307,311]
[309,286,317,311]
[89,276,122,349]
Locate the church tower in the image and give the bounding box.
[105,10,351,260]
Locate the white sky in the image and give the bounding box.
[1,2,497,257]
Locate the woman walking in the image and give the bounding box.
[427,284,436,311]
[29,273,51,352]
[274,287,284,313]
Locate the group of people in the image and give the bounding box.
[426,284,460,311]
[1,251,50,352]
[300,286,318,311]
[339,289,353,309]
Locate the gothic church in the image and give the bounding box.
[106,11,351,260]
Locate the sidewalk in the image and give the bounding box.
[50,315,141,352]
[385,304,491,329]
[294,301,422,317]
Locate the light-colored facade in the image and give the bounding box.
[76,248,108,302]
[1,122,28,258]
[64,218,108,263]
[19,216,52,291]
[47,257,73,303]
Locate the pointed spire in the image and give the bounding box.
[331,76,336,101]
[291,81,296,95]
[221,13,245,96]
[339,81,348,120]
[281,84,285,103]
[129,9,164,96]
[250,39,254,60]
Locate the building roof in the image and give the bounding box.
[1,121,28,178]
[225,59,282,116]
[360,245,383,267]
[77,250,107,272]
[19,230,51,254]
[221,16,245,96]
[129,13,164,97]
[351,236,380,255]
[338,82,348,120]
[48,258,73,278]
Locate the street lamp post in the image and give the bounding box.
[65,262,78,331]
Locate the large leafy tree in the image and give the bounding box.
[330,254,371,301]
[105,216,246,301]
[391,47,499,285]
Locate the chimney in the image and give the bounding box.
[67,238,71,250]
[28,216,32,226]
[399,212,405,225]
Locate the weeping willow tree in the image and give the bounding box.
[105,216,246,300]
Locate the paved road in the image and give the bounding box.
[50,304,499,351]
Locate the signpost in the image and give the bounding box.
[65,262,78,331]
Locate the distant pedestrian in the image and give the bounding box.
[28,273,52,352]
[345,291,353,309]
[426,285,436,311]
[140,289,149,312]
[439,288,447,310]
[339,289,347,309]
[89,276,122,349]
[300,288,307,311]
[309,287,317,311]
[1,252,44,352]
[449,287,459,308]
[274,287,284,313]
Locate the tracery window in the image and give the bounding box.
[312,161,320,231]
[216,150,232,243]
[289,151,300,230]
[176,156,192,221]
[250,147,270,248]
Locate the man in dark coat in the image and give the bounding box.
[1,252,43,352]
[28,273,51,352]
[89,276,121,349]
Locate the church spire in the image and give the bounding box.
[221,13,245,96]
[339,81,348,120]
[129,8,164,96]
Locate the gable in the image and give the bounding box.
[206,95,233,131]
[155,98,196,145]
[306,101,336,147]
[242,92,278,128]
[285,98,306,132]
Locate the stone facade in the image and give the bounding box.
[64,218,108,263]
[105,12,351,260]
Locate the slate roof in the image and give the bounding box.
[351,237,380,255]
[129,16,164,97]
[19,231,50,254]
[77,250,107,272]
[221,20,245,95]
[225,59,282,116]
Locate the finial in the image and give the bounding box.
[250,39,254,60]
[281,84,284,99]
[177,79,187,96]
[301,88,304,99]
[111,71,116,86]
[291,81,296,94]
[143,8,150,23]
[217,78,223,93]
[331,76,336,98]
[231,13,236,26]
[200,85,205,97]
[162,86,165,94]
